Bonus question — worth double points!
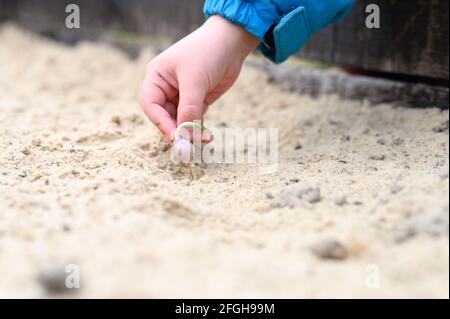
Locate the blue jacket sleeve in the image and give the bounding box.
[204,0,355,63]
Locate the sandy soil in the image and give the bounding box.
[0,24,448,298]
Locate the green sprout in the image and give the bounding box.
[175,122,206,139]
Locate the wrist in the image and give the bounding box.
[204,15,260,60]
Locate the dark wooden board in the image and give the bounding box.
[248,61,449,109]
[0,0,448,80]
[301,0,449,80]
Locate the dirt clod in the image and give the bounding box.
[21,147,31,156]
[111,115,121,126]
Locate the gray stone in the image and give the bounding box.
[432,120,449,133]
[390,184,404,194]
[37,263,71,294]
[370,154,386,161]
[414,208,449,237]
[440,172,449,180]
[334,196,348,206]
[391,138,404,146]
[311,239,349,260]
[394,207,449,243]
[274,183,321,208]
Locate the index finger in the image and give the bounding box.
[141,72,177,142]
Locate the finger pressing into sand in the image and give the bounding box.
[141,76,177,141]
[176,81,213,143]
[177,79,205,123]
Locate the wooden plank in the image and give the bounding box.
[114,0,204,38]
[301,0,449,79]
[249,60,448,109]
[0,0,448,80]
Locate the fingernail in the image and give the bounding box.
[169,130,176,143]
[202,129,214,142]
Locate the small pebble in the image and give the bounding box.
[440,172,449,180]
[18,171,27,178]
[390,184,404,194]
[265,192,274,199]
[415,208,449,237]
[37,263,71,294]
[30,173,42,182]
[334,196,348,206]
[394,227,416,243]
[370,154,386,161]
[377,138,387,145]
[32,138,42,147]
[394,207,449,243]
[391,138,404,146]
[111,115,121,126]
[432,120,449,133]
[311,239,349,260]
[273,183,321,207]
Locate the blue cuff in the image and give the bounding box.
[204,0,356,64]
[259,6,311,63]
[203,0,280,42]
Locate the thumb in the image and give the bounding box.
[176,80,213,142]
[177,80,206,126]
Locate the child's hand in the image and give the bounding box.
[141,15,260,142]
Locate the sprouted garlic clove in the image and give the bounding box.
[172,138,194,164]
